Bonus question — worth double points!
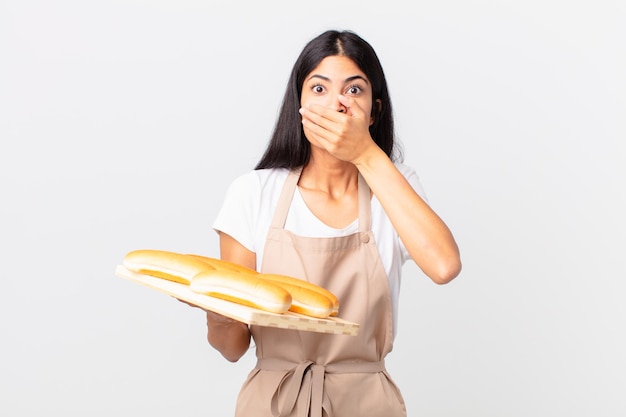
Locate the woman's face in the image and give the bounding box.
[300,55,373,117]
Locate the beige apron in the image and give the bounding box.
[234,167,407,417]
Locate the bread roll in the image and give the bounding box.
[189,255,339,318]
[190,269,292,314]
[259,273,339,317]
[123,249,213,285]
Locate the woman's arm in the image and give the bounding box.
[356,147,462,284]
[300,97,461,284]
[203,232,255,362]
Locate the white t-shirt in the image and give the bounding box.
[212,163,428,337]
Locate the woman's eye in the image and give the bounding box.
[312,84,325,93]
[347,85,362,95]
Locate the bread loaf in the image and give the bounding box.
[189,255,339,318]
[123,249,213,285]
[258,273,339,318]
[190,269,292,314]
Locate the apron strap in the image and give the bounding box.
[270,167,303,229]
[258,358,385,417]
[270,167,373,234]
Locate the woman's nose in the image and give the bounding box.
[335,96,346,113]
[318,93,346,112]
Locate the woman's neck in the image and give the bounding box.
[299,157,358,199]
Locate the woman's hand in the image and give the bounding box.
[205,309,251,362]
[299,95,376,165]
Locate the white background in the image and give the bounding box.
[1,1,624,416]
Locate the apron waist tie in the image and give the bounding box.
[256,358,385,417]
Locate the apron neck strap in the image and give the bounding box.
[270,167,302,229]
[270,166,372,232]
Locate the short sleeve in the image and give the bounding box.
[212,171,261,253]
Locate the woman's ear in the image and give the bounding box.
[370,99,383,126]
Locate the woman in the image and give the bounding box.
[209,29,461,417]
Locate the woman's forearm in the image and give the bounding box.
[355,146,462,284]
[205,232,256,361]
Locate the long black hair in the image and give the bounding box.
[255,30,401,170]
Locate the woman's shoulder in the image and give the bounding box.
[253,167,291,183]
[227,167,290,196]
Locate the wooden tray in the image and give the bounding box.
[115,265,359,336]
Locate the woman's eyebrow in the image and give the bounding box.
[345,75,369,84]
[307,74,370,84]
[307,74,330,82]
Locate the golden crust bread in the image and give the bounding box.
[188,256,339,317]
[259,273,339,317]
[190,269,292,314]
[123,249,213,285]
